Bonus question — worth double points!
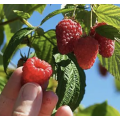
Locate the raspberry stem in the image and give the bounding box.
[20,18,33,27]
[90,4,93,28]
[72,4,78,18]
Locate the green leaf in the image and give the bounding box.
[30,29,56,66]
[95,24,120,41]
[75,101,120,116]
[0,66,7,93]
[53,52,86,111]
[3,23,14,45]
[0,4,4,20]
[0,20,4,46]
[95,4,120,29]
[3,27,35,73]
[3,4,46,32]
[76,10,96,34]
[40,8,74,25]
[114,78,120,92]
[13,10,30,19]
[35,4,46,14]
[98,42,120,81]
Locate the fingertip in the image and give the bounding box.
[39,91,58,116]
[55,105,73,116]
[11,67,23,76]
[12,82,43,116]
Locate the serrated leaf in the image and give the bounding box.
[3,27,35,73]
[95,24,120,41]
[95,4,120,29]
[13,10,30,19]
[30,29,56,66]
[40,8,74,25]
[75,101,120,116]
[98,42,120,81]
[53,52,86,111]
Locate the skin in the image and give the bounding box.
[0,67,73,116]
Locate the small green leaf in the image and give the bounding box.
[75,101,120,116]
[95,25,120,41]
[98,42,120,81]
[95,4,120,29]
[40,8,74,25]
[3,27,35,73]
[35,4,46,14]
[53,52,86,111]
[13,10,30,19]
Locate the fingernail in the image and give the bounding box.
[22,83,38,101]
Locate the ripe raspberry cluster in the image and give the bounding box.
[56,18,115,70]
[56,18,82,54]
[90,22,115,58]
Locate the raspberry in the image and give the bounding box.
[22,57,52,85]
[56,18,82,54]
[99,63,108,76]
[90,22,115,58]
[74,36,99,70]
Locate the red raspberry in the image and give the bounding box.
[90,22,115,58]
[99,63,108,76]
[74,36,99,70]
[56,18,82,54]
[22,57,52,85]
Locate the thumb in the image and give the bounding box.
[12,83,42,116]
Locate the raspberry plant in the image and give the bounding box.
[0,4,120,116]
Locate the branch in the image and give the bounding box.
[0,17,19,26]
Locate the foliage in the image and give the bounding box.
[0,4,120,116]
[74,101,120,116]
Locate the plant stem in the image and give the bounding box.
[27,47,31,58]
[72,4,78,18]
[20,18,33,27]
[0,17,19,26]
[90,4,93,28]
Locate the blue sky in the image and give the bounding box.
[1,4,120,112]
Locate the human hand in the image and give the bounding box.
[0,67,73,116]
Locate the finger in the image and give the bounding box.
[39,91,58,116]
[12,83,42,116]
[0,67,23,115]
[1,67,48,100]
[55,105,73,116]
